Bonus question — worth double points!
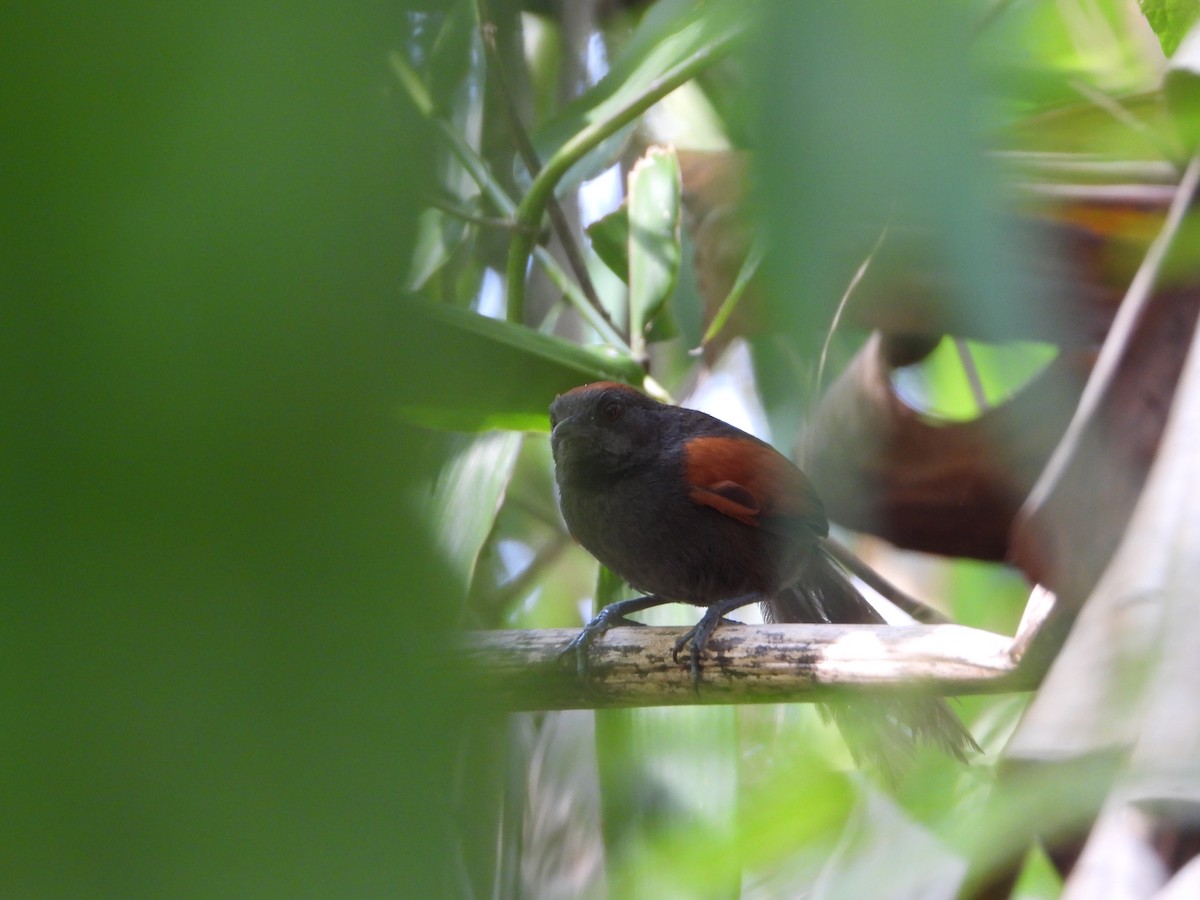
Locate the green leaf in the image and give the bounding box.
[430,431,523,596]
[1001,90,1181,161]
[586,203,631,282]
[753,4,1041,369]
[528,0,750,194]
[701,236,764,348]
[396,299,646,431]
[1140,0,1200,57]
[407,206,470,291]
[890,338,1059,422]
[627,146,682,354]
[1166,20,1200,151]
[3,4,473,894]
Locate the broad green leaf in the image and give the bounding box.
[1140,0,1200,57]
[528,0,750,195]
[609,735,855,895]
[986,0,1161,104]
[397,299,645,431]
[627,146,682,354]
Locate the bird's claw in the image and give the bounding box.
[671,628,703,687]
[558,613,645,681]
[671,615,738,691]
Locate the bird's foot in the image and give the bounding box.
[672,613,739,689]
[671,594,762,690]
[558,595,665,681]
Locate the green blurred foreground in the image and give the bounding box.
[2,3,471,895]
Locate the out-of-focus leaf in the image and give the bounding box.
[609,740,855,895]
[701,237,764,348]
[431,431,523,597]
[1166,20,1200,151]
[1140,0,1200,58]
[586,203,630,282]
[641,78,730,151]
[425,0,478,107]
[397,299,645,431]
[521,12,564,129]
[1000,91,1181,160]
[528,0,750,195]
[1012,842,1065,899]
[890,338,1059,422]
[2,2,471,895]
[986,0,1161,105]
[627,146,682,352]
[407,206,471,291]
[752,4,1042,389]
[645,307,679,343]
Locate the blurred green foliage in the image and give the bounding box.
[2,2,474,895]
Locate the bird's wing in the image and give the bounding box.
[682,436,828,537]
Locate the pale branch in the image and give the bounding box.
[462,623,1034,712]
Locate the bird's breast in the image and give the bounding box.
[557,470,786,604]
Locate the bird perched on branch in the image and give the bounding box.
[549,381,978,774]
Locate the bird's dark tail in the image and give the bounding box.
[763,545,979,778]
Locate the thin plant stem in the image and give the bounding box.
[389,50,632,351]
[476,0,616,334]
[504,34,741,325]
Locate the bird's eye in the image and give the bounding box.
[600,400,623,423]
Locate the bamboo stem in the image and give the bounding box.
[462,623,1032,711]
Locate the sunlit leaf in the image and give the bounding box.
[1140,0,1200,57]
[890,338,1059,422]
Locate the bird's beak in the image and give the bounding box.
[551,413,575,439]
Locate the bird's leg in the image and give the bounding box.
[559,594,672,680]
[672,594,761,687]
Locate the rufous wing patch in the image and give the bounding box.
[689,481,761,526]
[683,435,828,535]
